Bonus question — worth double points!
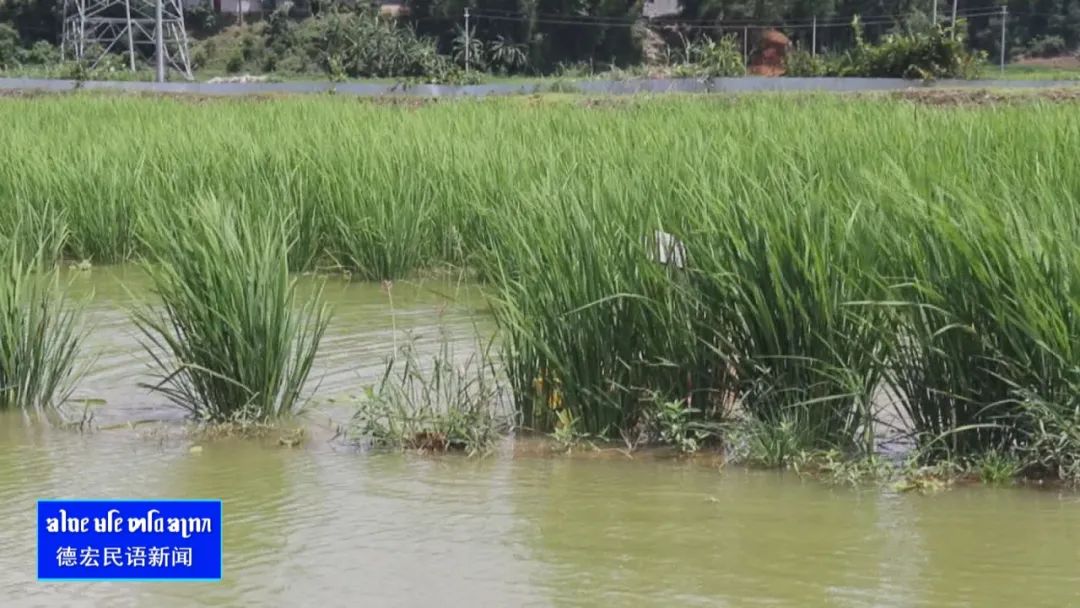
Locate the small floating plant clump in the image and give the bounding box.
[348,332,512,456]
[132,197,330,423]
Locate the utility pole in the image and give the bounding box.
[811,17,817,57]
[743,26,748,66]
[1000,6,1007,72]
[951,0,958,37]
[124,0,136,71]
[932,0,938,24]
[155,0,164,82]
[464,8,471,74]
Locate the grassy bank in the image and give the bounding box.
[1,92,1078,476]
[999,63,1080,80]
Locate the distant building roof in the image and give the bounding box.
[643,0,681,18]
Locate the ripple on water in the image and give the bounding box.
[5,272,1079,607]
[2,426,1080,607]
[65,270,491,425]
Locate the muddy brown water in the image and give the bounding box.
[2,267,1080,607]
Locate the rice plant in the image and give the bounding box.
[0,93,1077,468]
[132,197,330,422]
[0,226,84,413]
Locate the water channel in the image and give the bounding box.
[3,267,1079,607]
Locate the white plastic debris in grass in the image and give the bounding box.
[645,229,687,269]
[207,74,270,84]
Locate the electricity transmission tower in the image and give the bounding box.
[61,0,194,80]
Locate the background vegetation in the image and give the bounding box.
[1,0,1076,79]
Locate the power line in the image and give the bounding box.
[470,9,1011,31]
[469,5,1003,26]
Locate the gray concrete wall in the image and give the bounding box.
[0,76,1076,97]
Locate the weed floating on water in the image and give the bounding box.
[348,331,512,456]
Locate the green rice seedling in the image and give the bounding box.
[325,159,439,280]
[0,230,84,413]
[132,196,330,422]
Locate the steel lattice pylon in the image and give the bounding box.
[61,0,193,80]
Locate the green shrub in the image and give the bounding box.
[672,34,745,78]
[644,398,723,454]
[186,0,222,33]
[275,52,311,74]
[849,18,985,79]
[787,19,985,79]
[18,40,58,65]
[784,47,827,76]
[312,9,445,79]
[225,52,245,73]
[0,23,18,69]
[1025,35,1068,58]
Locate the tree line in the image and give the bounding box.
[1,0,1077,73]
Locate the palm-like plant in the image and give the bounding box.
[488,35,528,73]
[451,25,487,71]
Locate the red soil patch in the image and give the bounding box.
[890,87,1080,106]
[749,29,790,76]
[1014,55,1080,69]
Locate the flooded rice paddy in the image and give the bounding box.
[2,268,1080,607]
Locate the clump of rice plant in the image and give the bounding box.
[689,193,887,457]
[480,184,722,439]
[0,201,69,266]
[133,197,329,422]
[349,331,511,456]
[881,190,1080,465]
[0,228,84,413]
